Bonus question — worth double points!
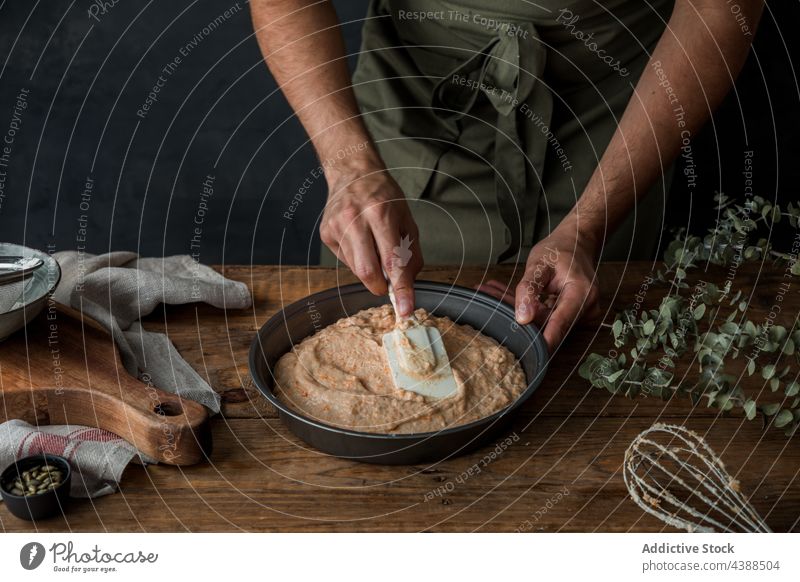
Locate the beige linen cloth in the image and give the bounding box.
[1,251,252,498]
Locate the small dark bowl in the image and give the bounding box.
[1,454,72,521]
[249,281,548,465]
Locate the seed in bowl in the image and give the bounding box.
[3,463,64,496]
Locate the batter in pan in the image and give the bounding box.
[274,305,527,434]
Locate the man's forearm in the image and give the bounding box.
[249,0,382,177]
[563,0,764,247]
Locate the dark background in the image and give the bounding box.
[0,1,797,265]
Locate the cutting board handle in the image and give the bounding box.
[45,380,212,466]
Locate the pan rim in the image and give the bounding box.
[248,280,548,441]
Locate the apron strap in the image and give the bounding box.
[432,23,550,262]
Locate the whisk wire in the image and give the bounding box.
[635,438,758,528]
[624,424,772,533]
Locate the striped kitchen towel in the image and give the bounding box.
[0,420,157,498]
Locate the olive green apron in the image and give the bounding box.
[321,0,675,266]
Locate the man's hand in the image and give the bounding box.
[479,0,763,352]
[321,169,423,317]
[250,0,423,315]
[479,224,601,352]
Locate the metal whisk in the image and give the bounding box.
[624,423,771,532]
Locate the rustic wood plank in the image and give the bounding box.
[2,416,797,532]
[2,262,798,532]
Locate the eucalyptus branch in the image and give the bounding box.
[579,191,800,437]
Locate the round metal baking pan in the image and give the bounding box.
[249,281,548,465]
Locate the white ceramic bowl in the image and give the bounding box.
[0,243,61,342]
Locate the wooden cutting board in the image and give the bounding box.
[0,303,211,465]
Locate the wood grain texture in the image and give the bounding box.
[0,306,211,465]
[1,262,798,532]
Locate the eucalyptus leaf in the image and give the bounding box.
[762,364,776,380]
[743,399,757,420]
[769,325,787,343]
[578,353,608,380]
[612,319,623,339]
[606,369,626,384]
[715,393,735,411]
[774,409,793,428]
[761,402,781,416]
[720,322,739,335]
[629,364,645,383]
[785,381,799,397]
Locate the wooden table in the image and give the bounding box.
[2,263,798,532]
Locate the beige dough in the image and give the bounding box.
[274,305,527,434]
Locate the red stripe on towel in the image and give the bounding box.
[26,432,72,457]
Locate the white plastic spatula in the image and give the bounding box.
[382,279,458,399]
